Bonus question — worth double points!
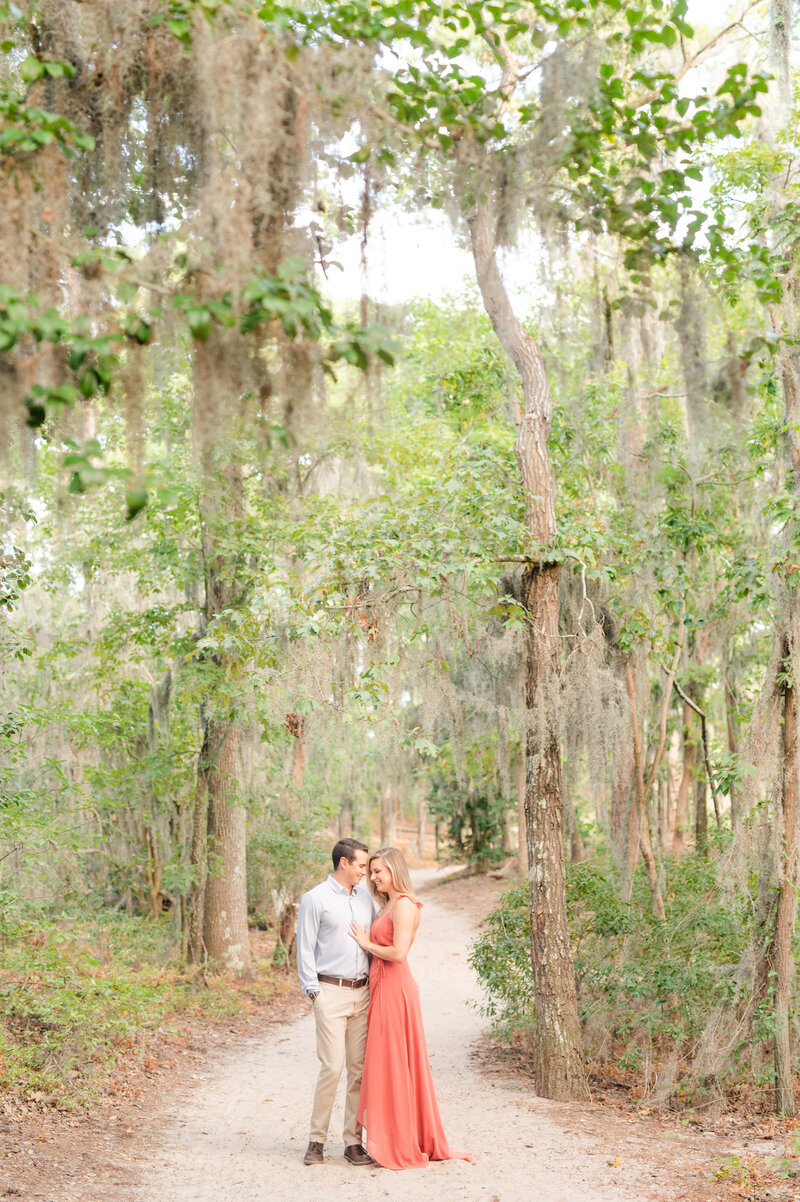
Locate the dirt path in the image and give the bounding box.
[117,870,760,1202]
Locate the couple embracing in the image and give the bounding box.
[296,838,469,1171]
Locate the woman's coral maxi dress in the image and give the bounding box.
[357,895,470,1170]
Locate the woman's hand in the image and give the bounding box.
[349,920,370,950]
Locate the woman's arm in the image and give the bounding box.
[349,896,419,962]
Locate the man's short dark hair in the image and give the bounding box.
[332,838,368,870]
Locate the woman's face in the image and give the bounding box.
[370,858,393,895]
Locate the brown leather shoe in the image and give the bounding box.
[343,1143,375,1166]
[303,1141,324,1165]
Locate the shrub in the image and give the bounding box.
[470,852,753,1102]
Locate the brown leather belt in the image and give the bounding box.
[318,974,368,989]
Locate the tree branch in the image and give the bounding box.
[644,612,685,795]
[662,665,722,826]
[632,2,761,109]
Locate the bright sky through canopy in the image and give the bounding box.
[320,0,750,309]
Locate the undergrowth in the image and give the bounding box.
[470,851,778,1110]
[0,909,286,1109]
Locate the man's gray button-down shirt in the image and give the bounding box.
[296,875,376,997]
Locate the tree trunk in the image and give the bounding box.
[515,749,528,875]
[672,700,694,855]
[338,800,353,838]
[468,200,588,1101]
[770,283,800,1115]
[191,451,253,975]
[659,776,670,851]
[380,783,392,846]
[695,775,708,856]
[187,720,210,965]
[201,716,252,973]
[625,662,666,919]
[724,654,739,828]
[773,639,798,1115]
[611,744,635,885]
[563,785,586,863]
[289,724,305,789]
[144,824,163,922]
[666,729,681,849]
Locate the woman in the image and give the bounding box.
[348,847,469,1171]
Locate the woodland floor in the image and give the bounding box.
[2,871,799,1202]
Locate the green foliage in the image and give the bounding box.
[0,286,120,426]
[0,491,35,617]
[1,0,797,1114]
[428,738,511,870]
[0,87,94,157]
[241,259,397,372]
[472,853,753,1099]
[469,880,534,1035]
[247,798,330,924]
[0,911,283,1106]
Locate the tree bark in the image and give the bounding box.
[380,782,393,846]
[187,720,209,966]
[625,662,666,918]
[201,716,252,973]
[773,639,798,1115]
[771,303,800,1115]
[724,651,739,828]
[563,785,586,863]
[740,291,800,1111]
[191,452,253,975]
[611,741,635,887]
[417,794,427,861]
[515,749,528,876]
[288,716,306,791]
[672,700,694,855]
[468,200,588,1101]
[695,775,708,856]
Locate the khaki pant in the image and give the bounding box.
[309,981,369,1147]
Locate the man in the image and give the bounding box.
[296,837,376,1167]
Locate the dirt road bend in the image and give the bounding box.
[132,872,731,1202]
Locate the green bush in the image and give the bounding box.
[0,910,283,1107]
[247,799,329,923]
[470,853,752,1098]
[469,880,534,1036]
[427,738,511,871]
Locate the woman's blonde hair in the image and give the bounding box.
[368,847,418,908]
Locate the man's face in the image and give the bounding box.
[340,849,369,889]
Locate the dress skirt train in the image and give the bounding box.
[357,897,470,1171]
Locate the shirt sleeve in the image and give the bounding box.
[296,890,321,996]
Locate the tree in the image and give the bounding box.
[0,1,395,970]
[275,0,766,1097]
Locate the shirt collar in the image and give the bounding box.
[327,874,353,896]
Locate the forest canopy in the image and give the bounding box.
[2,0,800,1118]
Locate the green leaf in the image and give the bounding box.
[19,56,44,83]
[125,486,148,521]
[186,306,213,341]
[117,281,140,305]
[79,368,101,397]
[166,17,191,43]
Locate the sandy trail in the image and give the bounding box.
[131,872,720,1202]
